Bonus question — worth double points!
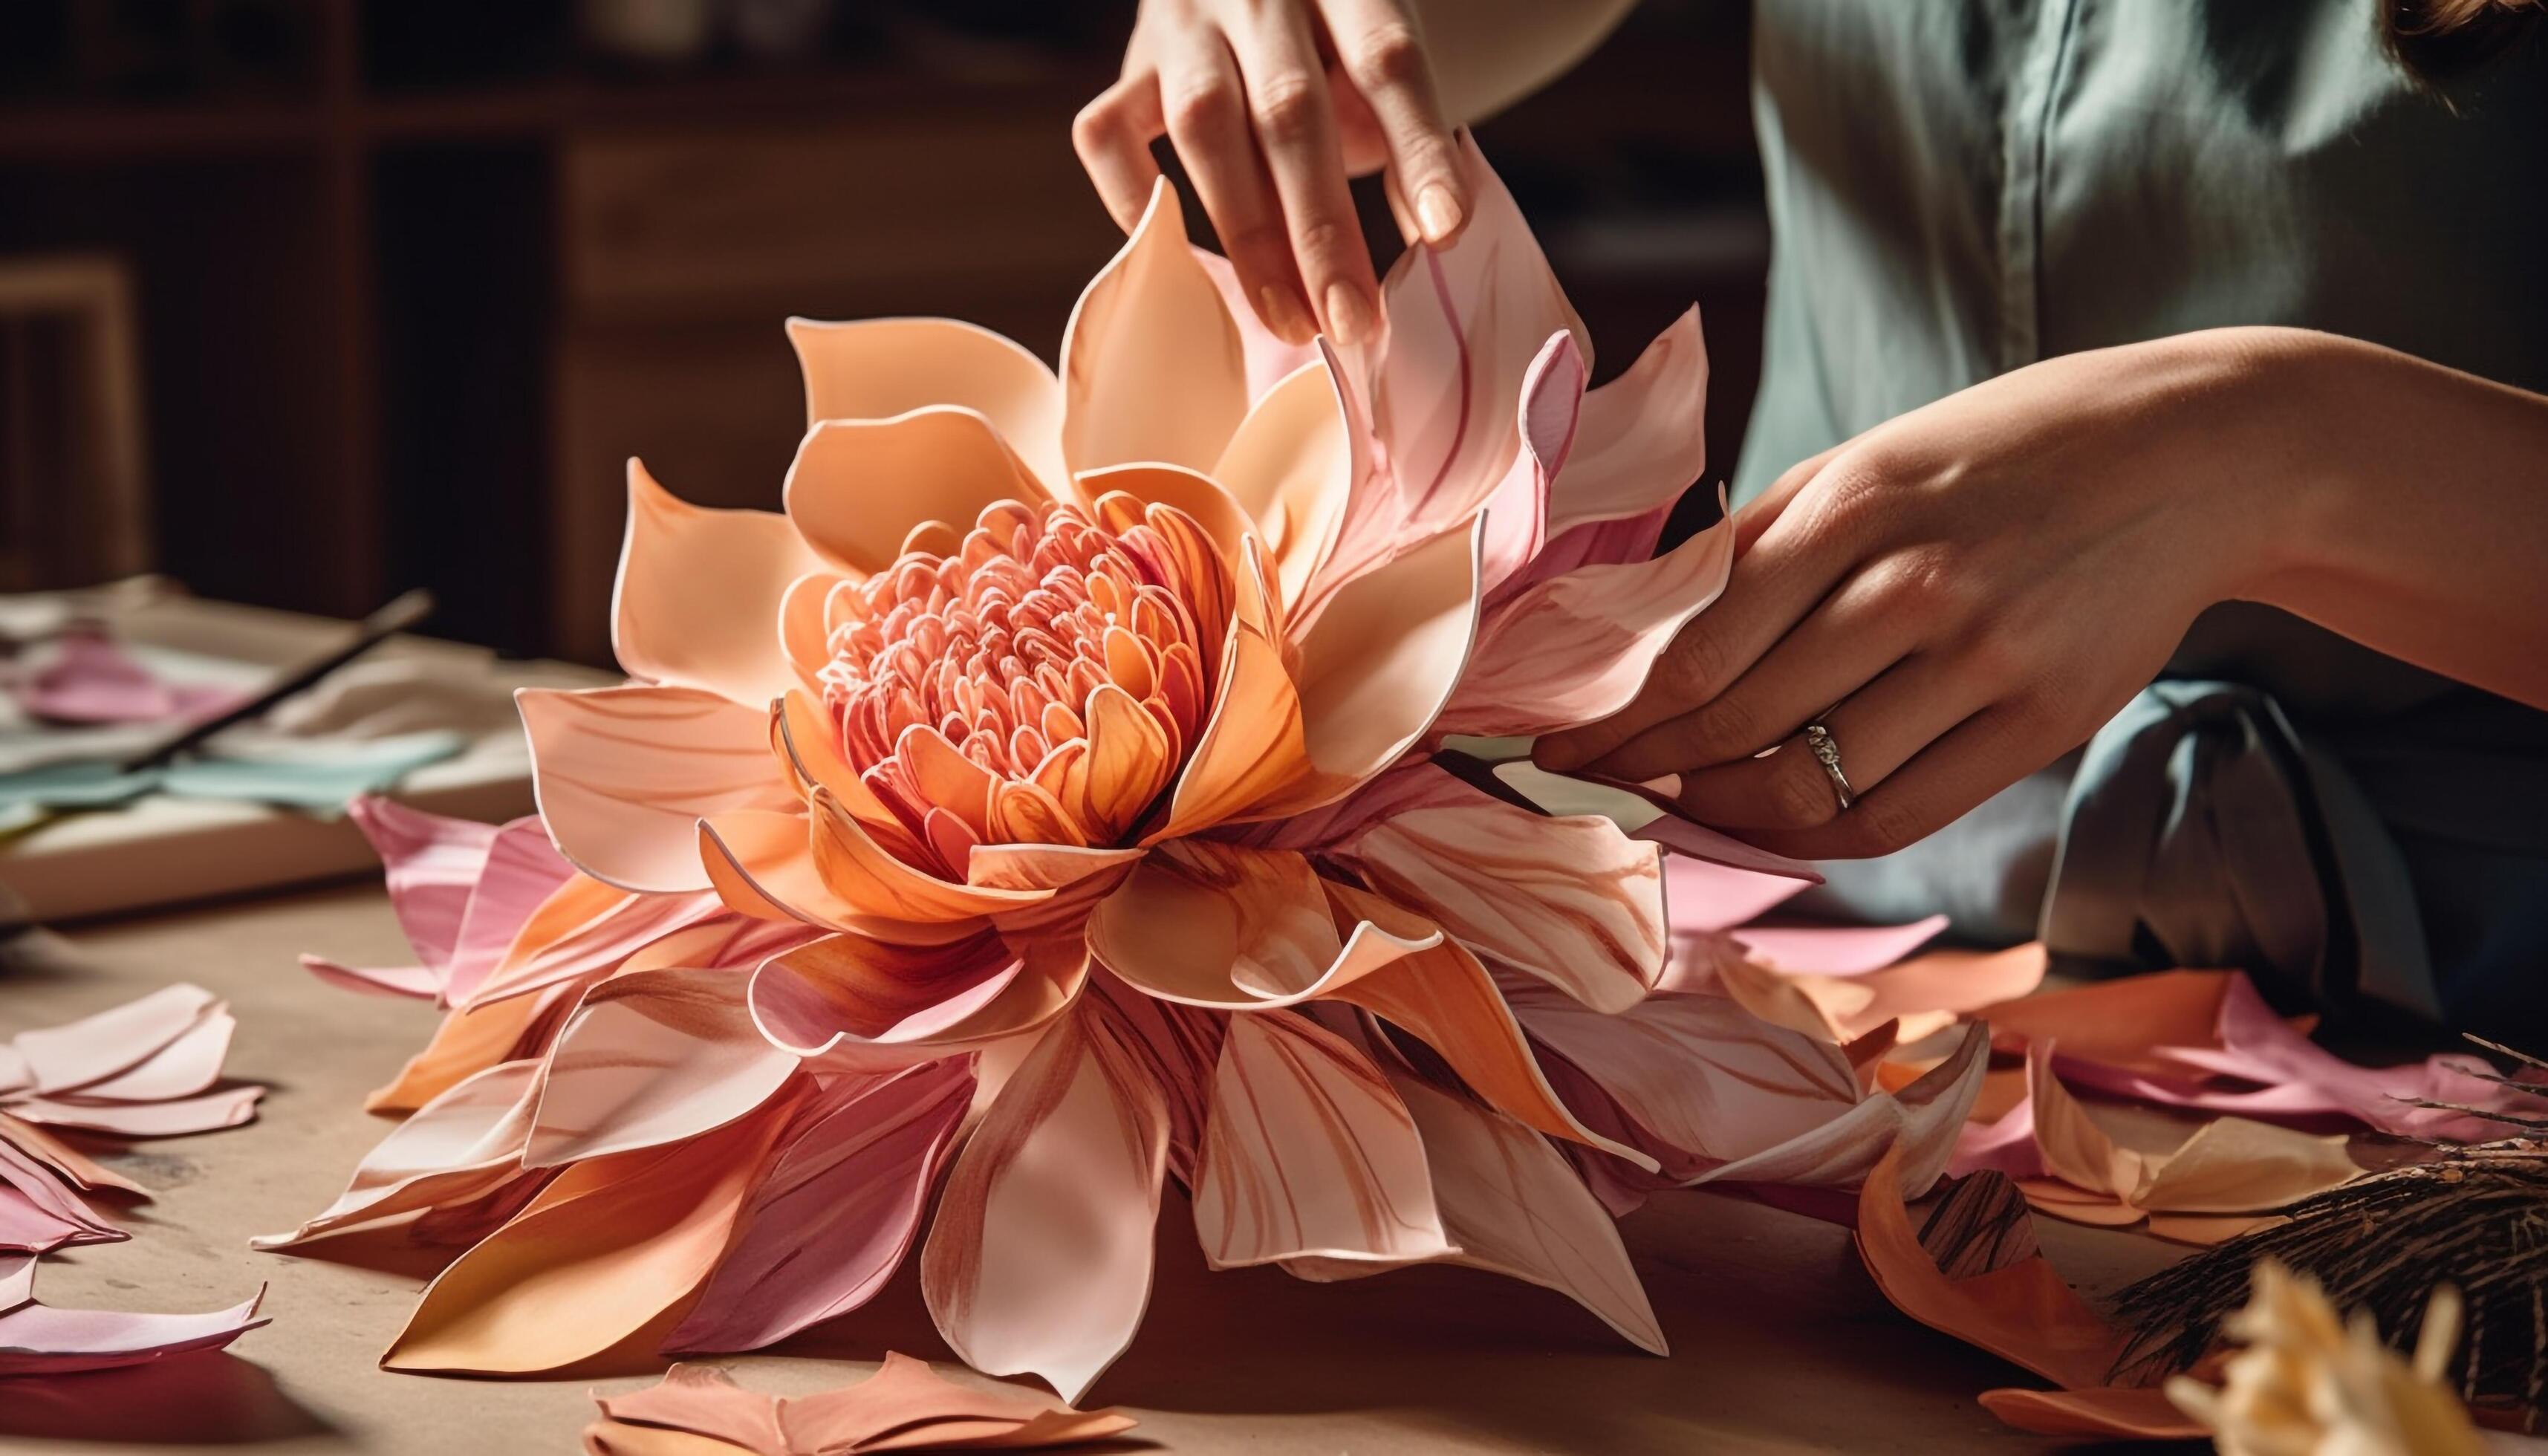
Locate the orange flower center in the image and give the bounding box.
[820,498,1224,874]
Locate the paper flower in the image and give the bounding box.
[2167,1261,2486,1456]
[583,1355,1136,1455]
[281,140,1983,1400]
[1,984,260,1252]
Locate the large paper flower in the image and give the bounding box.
[279,140,1979,1400]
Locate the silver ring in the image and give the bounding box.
[1803,722,1854,810]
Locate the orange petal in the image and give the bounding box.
[614,461,828,708]
[1059,178,1247,476]
[897,724,998,842]
[520,684,797,894]
[365,989,553,1114]
[1212,352,1354,611]
[784,409,1051,576]
[382,1093,799,1374]
[1852,1145,2125,1391]
[1148,558,1310,841]
[1071,464,1255,589]
[1078,683,1174,841]
[920,1004,1169,1403]
[772,689,923,861]
[777,571,847,686]
[1192,1010,1451,1270]
[787,316,1065,490]
[1977,969,2237,1075]
[1977,1387,2206,1441]
[2025,1041,2149,1200]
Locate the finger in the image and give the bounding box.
[1533,481,1862,772]
[1073,72,1168,234]
[1580,568,1923,781]
[1735,443,1843,555]
[1738,698,2058,861]
[1234,6,1382,343]
[1321,0,1467,244]
[1378,160,1422,246]
[1328,59,1394,177]
[1157,30,1318,342]
[1669,654,1989,831]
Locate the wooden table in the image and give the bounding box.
[0,884,2183,1455]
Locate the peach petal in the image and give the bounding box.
[523,967,802,1169]
[1059,178,1248,476]
[365,988,556,1114]
[773,690,924,859]
[897,724,997,842]
[777,571,846,687]
[1191,1010,1451,1270]
[749,933,1086,1069]
[784,409,1051,577]
[787,316,1065,490]
[1078,683,1174,840]
[521,685,797,895]
[1247,518,1482,819]
[1210,352,1355,610]
[1071,465,1255,588]
[382,1094,799,1375]
[1438,506,1733,737]
[921,1004,1169,1403]
[1086,842,1343,1005]
[614,461,828,708]
[1190,247,1320,403]
[963,840,1143,894]
[253,1059,539,1250]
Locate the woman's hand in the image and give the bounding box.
[1073,0,1472,347]
[1535,331,2329,859]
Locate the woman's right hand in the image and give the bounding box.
[1073,0,1473,347]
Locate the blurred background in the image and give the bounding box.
[0,0,1764,666]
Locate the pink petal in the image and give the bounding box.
[665,1059,975,1353]
[1660,855,1813,935]
[455,887,724,1010]
[253,1059,540,1250]
[614,460,831,709]
[10,984,219,1096]
[1361,134,1587,560]
[921,1004,1169,1403]
[299,956,443,1000]
[523,967,801,1169]
[1475,332,1585,599]
[440,818,580,1006]
[1059,179,1248,476]
[786,315,1065,490]
[11,1085,262,1138]
[1678,1024,1989,1196]
[1190,247,1320,404]
[1385,1062,1666,1355]
[1191,1011,1451,1269]
[18,628,214,725]
[1730,917,1949,978]
[1546,305,1709,539]
[0,1140,121,1254]
[521,684,796,894]
[0,1256,267,1375]
[343,796,504,975]
[50,1007,233,1104]
[1437,510,1732,737]
[1341,790,1665,1013]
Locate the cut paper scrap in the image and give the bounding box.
[1,983,261,1140]
[0,732,467,821]
[301,796,573,1006]
[1982,970,2548,1142]
[582,1354,1138,1455]
[13,625,239,726]
[0,1111,143,1253]
[0,1254,270,1376]
[1955,1042,2361,1243]
[1711,940,2047,1046]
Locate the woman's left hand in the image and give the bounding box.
[1533,330,2323,859]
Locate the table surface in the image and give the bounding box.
[0,883,2187,1455]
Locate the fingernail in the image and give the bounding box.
[1415,183,1464,244]
[1323,282,1376,345]
[1256,286,1314,345]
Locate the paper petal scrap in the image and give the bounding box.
[0,1254,269,1375]
[583,1356,1137,1455]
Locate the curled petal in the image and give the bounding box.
[1192,1010,1451,1270]
[254,1059,540,1250]
[614,461,828,708]
[749,932,1083,1067]
[922,1004,1169,1403]
[1151,552,1311,840]
[1060,178,1248,476]
[1437,508,1732,738]
[521,685,796,894]
[1546,305,1708,539]
[1086,842,1343,1006]
[1475,332,1585,599]
[787,316,1064,489]
[784,409,1052,576]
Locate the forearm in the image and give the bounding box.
[1412,0,1641,124]
[2240,328,2548,709]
